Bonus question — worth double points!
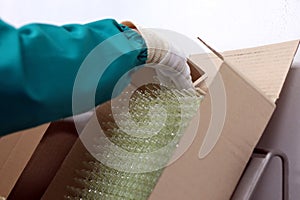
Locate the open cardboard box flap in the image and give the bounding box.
[190,40,300,102]
[38,39,299,200]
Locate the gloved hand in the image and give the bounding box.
[140,28,194,90]
[121,21,194,90]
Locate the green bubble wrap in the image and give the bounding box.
[65,85,203,200]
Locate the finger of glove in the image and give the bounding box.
[155,63,194,89]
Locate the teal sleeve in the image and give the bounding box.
[0,19,147,136]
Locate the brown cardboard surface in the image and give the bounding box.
[224,40,299,102]
[0,123,49,198]
[7,121,78,200]
[42,102,113,200]
[42,40,299,200]
[149,62,275,200]
[190,40,300,102]
[41,138,91,200]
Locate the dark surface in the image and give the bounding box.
[252,64,300,200]
[8,120,78,200]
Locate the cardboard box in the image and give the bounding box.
[149,40,299,199]
[13,40,299,200]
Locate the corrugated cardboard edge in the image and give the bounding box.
[193,40,300,103]
[224,40,300,102]
[0,123,49,198]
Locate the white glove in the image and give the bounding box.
[137,28,194,90]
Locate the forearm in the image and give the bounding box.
[0,19,147,135]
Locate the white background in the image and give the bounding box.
[1,0,300,62]
[1,0,300,199]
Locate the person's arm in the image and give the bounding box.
[0,19,147,135]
